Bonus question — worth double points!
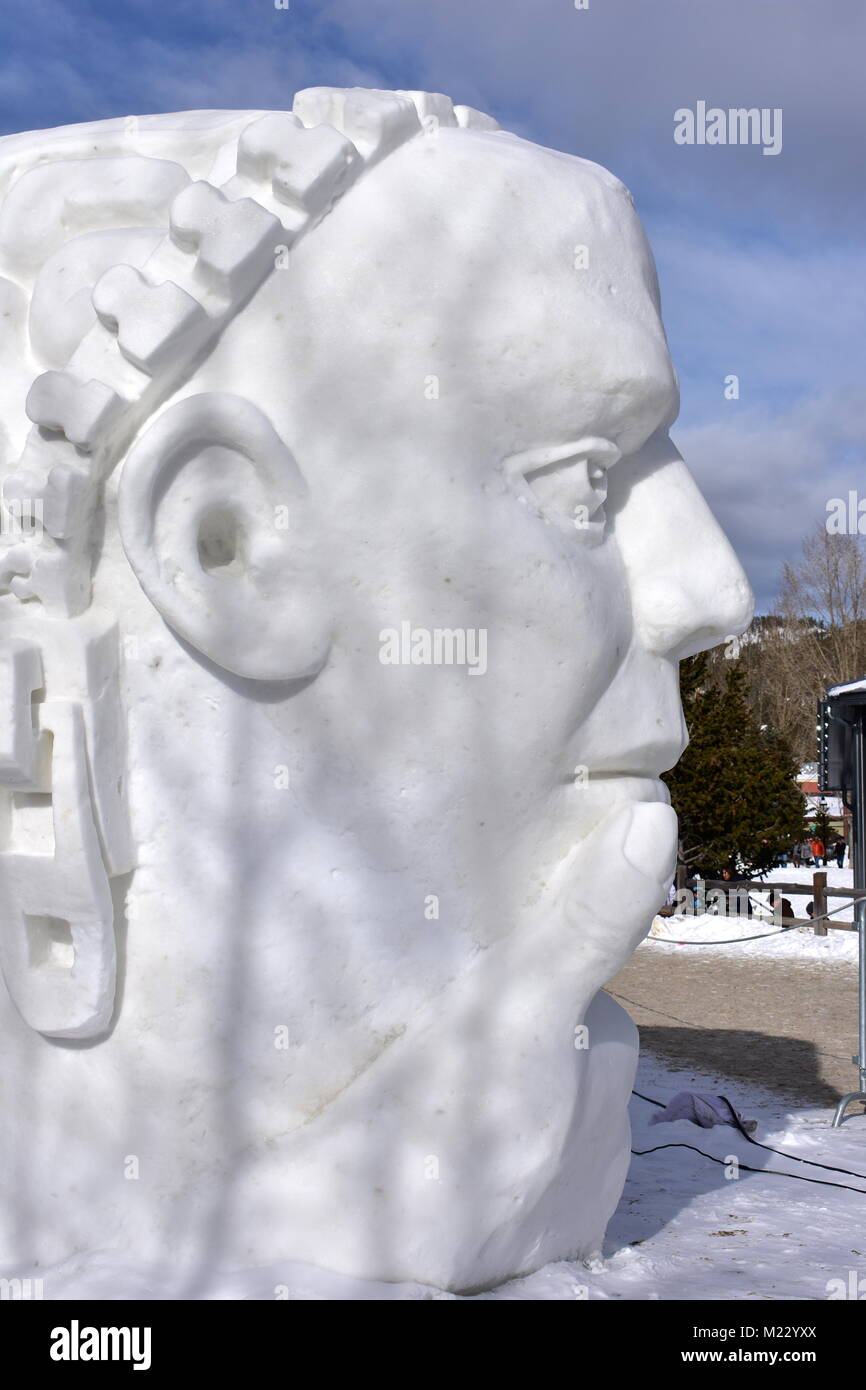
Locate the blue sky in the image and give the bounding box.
[1,0,863,610]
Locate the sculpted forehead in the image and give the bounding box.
[0,108,676,471]
[255,126,678,460]
[0,110,267,198]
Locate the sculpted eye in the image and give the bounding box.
[525,454,608,529]
[506,437,621,542]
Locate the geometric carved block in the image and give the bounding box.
[236,114,362,219]
[25,371,123,454]
[397,91,459,128]
[3,463,90,541]
[0,614,136,877]
[292,88,421,167]
[0,700,116,1038]
[92,265,209,375]
[0,639,50,791]
[169,182,282,302]
[453,105,501,131]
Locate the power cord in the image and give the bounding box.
[631,1089,866,1193]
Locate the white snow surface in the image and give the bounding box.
[651,864,861,962]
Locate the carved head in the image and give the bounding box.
[0,91,753,1291]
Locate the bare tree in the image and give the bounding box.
[735,526,866,764]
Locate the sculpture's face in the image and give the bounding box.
[121,127,750,989]
[0,112,755,1040]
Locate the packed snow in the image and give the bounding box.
[650,864,862,963]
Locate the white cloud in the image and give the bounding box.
[677,388,866,611]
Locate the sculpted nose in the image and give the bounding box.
[610,429,754,660]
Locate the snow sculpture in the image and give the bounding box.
[0,91,753,1295]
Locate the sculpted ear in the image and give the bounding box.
[118,393,331,680]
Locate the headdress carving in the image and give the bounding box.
[0,90,500,1037]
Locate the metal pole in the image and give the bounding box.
[833,708,866,1125]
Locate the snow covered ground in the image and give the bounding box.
[27,1046,866,1301]
[650,863,861,963]
[583,1050,866,1303]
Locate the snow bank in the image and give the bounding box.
[648,864,860,963]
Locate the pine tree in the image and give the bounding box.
[663,653,806,878]
[810,800,832,847]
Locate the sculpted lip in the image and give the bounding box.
[623,802,679,880]
[578,772,671,802]
[576,727,688,784]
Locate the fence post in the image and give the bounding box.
[813,869,828,937]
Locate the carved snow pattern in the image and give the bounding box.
[0,617,131,1037]
[0,89,499,1037]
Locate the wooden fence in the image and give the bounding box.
[672,866,858,937]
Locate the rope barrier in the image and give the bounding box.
[607,989,855,1064]
[646,890,866,947]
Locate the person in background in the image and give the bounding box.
[811,835,825,867]
[659,877,679,918]
[833,836,847,869]
[770,889,795,925]
[719,863,752,917]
